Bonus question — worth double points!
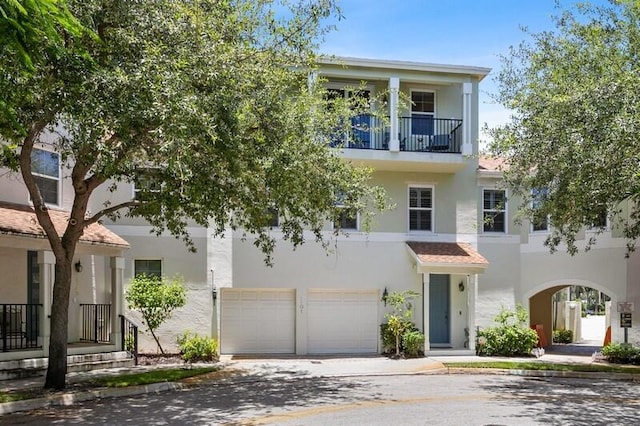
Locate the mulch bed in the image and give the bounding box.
[136,353,184,366]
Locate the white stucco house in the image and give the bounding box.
[2,56,639,364]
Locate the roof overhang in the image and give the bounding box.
[406,241,489,274]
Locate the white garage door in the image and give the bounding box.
[220,288,295,354]
[307,289,379,354]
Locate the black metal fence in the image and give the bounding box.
[120,315,139,365]
[1,303,42,352]
[80,303,112,343]
[332,115,463,153]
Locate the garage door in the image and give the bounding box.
[220,288,295,354]
[307,289,379,354]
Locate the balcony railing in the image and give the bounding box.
[331,115,463,153]
[1,303,42,352]
[80,303,112,343]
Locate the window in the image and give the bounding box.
[134,259,162,279]
[411,91,435,136]
[532,188,548,232]
[133,172,161,200]
[30,148,59,205]
[327,86,372,148]
[333,192,358,230]
[483,190,506,233]
[409,187,433,231]
[589,207,608,229]
[267,207,279,228]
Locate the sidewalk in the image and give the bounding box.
[0,352,627,416]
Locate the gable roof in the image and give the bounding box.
[0,202,129,248]
[478,156,506,172]
[406,241,489,274]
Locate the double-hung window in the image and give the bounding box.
[134,259,162,279]
[333,192,358,231]
[327,86,372,148]
[483,189,506,233]
[267,207,280,228]
[409,186,433,231]
[410,91,435,136]
[531,188,549,232]
[30,148,60,205]
[133,171,162,200]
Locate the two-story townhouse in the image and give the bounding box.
[0,132,130,363]
[477,157,640,347]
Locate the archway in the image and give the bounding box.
[524,279,617,351]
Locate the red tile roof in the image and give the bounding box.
[0,202,129,248]
[407,242,489,267]
[478,156,506,172]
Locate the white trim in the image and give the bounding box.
[481,187,507,234]
[29,147,61,207]
[106,225,208,238]
[522,278,620,304]
[133,258,163,277]
[408,184,435,233]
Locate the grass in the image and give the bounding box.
[0,366,220,404]
[443,361,640,374]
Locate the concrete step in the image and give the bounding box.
[0,351,134,381]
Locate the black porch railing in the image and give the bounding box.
[80,303,111,343]
[332,115,463,153]
[120,315,139,365]
[1,303,42,352]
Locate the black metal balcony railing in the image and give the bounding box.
[331,115,463,153]
[80,303,112,343]
[120,314,139,365]
[1,303,42,352]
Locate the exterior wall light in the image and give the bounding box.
[382,287,389,306]
[458,281,465,292]
[74,261,83,273]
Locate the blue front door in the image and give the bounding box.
[429,274,450,345]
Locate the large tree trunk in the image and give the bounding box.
[44,258,73,390]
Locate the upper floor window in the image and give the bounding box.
[30,148,59,205]
[133,172,162,200]
[409,186,433,231]
[483,189,506,233]
[267,207,280,228]
[411,91,435,136]
[589,207,608,230]
[333,192,358,230]
[531,188,548,232]
[327,86,372,148]
[134,259,162,279]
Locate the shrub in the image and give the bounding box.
[476,304,538,357]
[602,343,640,365]
[177,331,219,364]
[381,322,421,355]
[552,329,573,344]
[382,290,420,356]
[402,330,425,357]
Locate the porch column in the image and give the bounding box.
[462,82,472,156]
[110,256,125,350]
[423,273,430,353]
[37,250,55,356]
[389,77,400,152]
[467,274,478,352]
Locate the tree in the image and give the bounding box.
[487,0,640,254]
[383,290,420,357]
[125,274,186,354]
[0,0,385,389]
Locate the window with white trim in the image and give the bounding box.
[133,171,162,200]
[333,192,358,230]
[483,189,506,233]
[30,148,59,205]
[134,259,162,279]
[410,91,435,136]
[409,186,433,231]
[267,207,279,228]
[531,188,548,232]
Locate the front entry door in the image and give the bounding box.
[429,274,450,345]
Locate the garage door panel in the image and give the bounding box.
[221,288,295,354]
[307,289,379,354]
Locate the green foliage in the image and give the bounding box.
[402,330,425,358]
[552,329,573,344]
[125,274,186,354]
[602,343,640,365]
[476,305,538,357]
[177,331,219,364]
[382,290,421,357]
[488,1,640,254]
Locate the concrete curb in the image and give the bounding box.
[446,367,640,381]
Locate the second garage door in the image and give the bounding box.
[307,289,379,354]
[220,288,295,354]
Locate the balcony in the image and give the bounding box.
[333,115,467,173]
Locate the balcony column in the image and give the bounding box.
[110,256,125,350]
[462,82,472,156]
[423,273,430,353]
[389,77,400,152]
[467,274,477,352]
[37,250,55,356]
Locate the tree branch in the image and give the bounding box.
[84,200,140,227]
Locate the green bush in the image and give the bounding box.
[402,330,425,357]
[602,343,640,365]
[177,331,219,364]
[476,305,539,357]
[380,322,422,356]
[552,329,573,344]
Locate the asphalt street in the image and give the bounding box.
[2,372,640,425]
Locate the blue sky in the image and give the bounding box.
[319,0,605,142]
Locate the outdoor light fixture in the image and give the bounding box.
[382,287,389,306]
[458,281,465,292]
[74,261,83,273]
[211,268,217,306]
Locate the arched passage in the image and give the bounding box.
[524,279,618,348]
